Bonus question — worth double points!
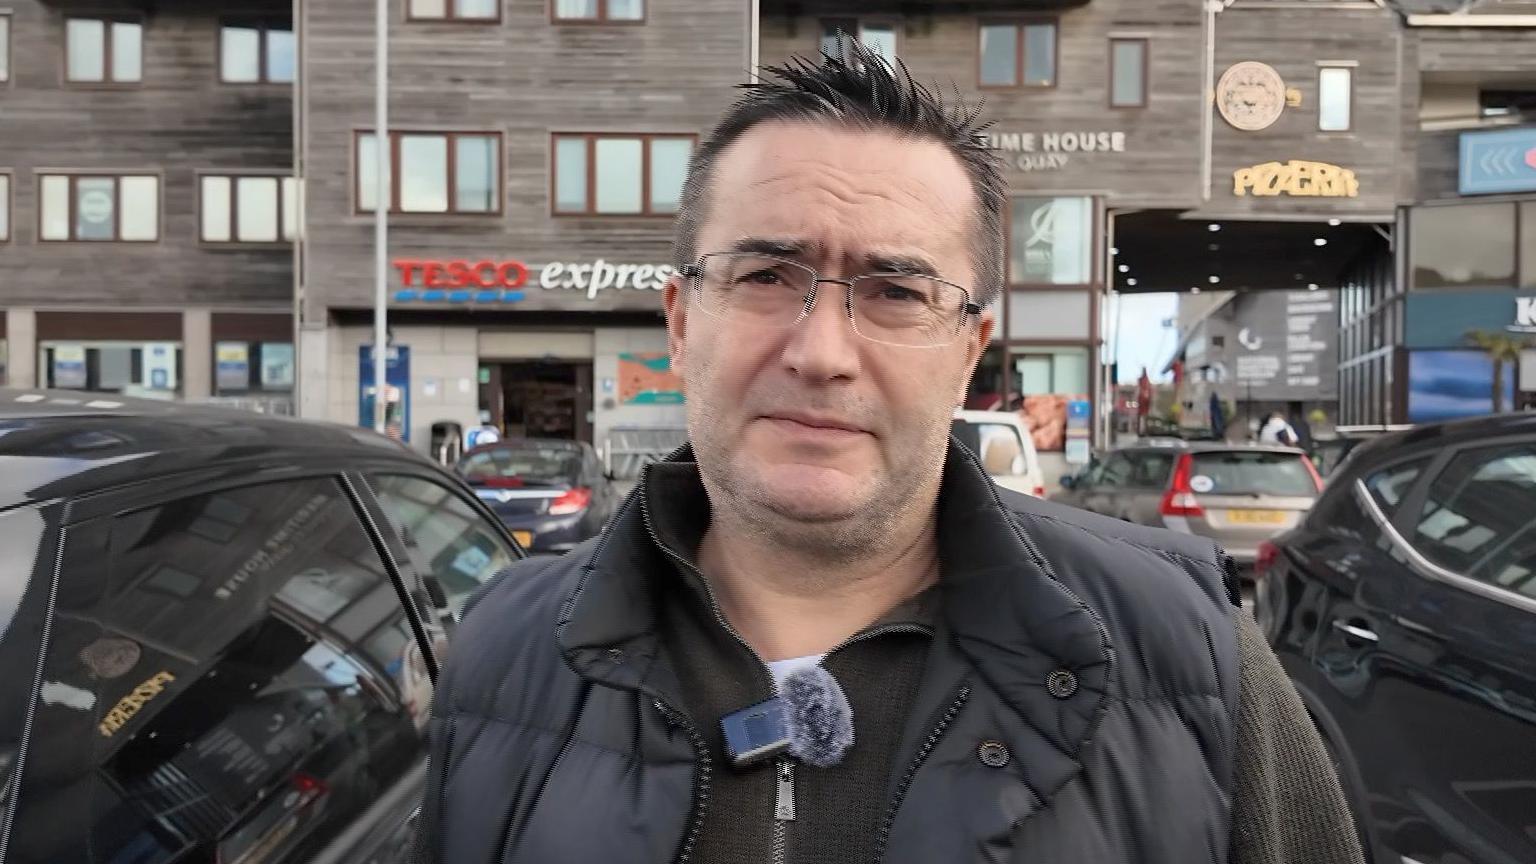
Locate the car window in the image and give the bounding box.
[965,423,1026,476]
[1188,451,1317,496]
[371,474,516,612]
[1364,457,1431,516]
[1410,443,1536,597]
[1098,453,1135,488]
[0,506,52,830]
[458,444,583,485]
[1128,452,1175,488]
[9,477,433,864]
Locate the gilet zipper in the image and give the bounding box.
[873,684,971,864]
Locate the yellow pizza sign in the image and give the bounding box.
[98,671,176,737]
[1233,161,1359,198]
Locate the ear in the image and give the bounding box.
[663,274,689,377]
[955,309,996,404]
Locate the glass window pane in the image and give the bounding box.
[370,475,516,614]
[411,0,448,18]
[358,133,380,212]
[1010,196,1093,285]
[111,22,142,82]
[120,176,158,241]
[1413,445,1536,589]
[0,175,9,241]
[594,138,643,214]
[1111,40,1145,107]
[607,0,644,20]
[267,27,296,83]
[457,0,499,18]
[1319,67,1352,131]
[67,19,106,82]
[1521,201,1536,289]
[979,25,1017,86]
[282,177,300,240]
[400,135,449,213]
[0,16,11,83]
[862,24,896,66]
[201,176,232,242]
[236,177,279,242]
[455,135,496,213]
[41,176,70,240]
[76,177,116,241]
[555,0,598,19]
[822,19,855,61]
[221,26,260,82]
[649,138,691,214]
[554,137,588,213]
[1016,356,1052,395]
[1023,24,1055,86]
[1410,203,1515,289]
[1052,348,1089,394]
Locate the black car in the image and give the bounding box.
[0,389,523,864]
[1252,412,1536,864]
[455,438,620,554]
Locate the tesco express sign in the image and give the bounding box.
[392,257,674,302]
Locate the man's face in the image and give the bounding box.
[664,122,994,540]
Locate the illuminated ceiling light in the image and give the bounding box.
[1209,243,1221,252]
[1191,286,1202,294]
[1328,219,1342,227]
[1118,264,1130,273]
[1126,278,1138,287]
[1111,247,1119,256]
[1314,238,1328,246]
[1308,283,1320,291]
[1208,275,1221,284]
[1208,223,1222,232]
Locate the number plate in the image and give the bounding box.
[1226,509,1286,525]
[512,530,534,548]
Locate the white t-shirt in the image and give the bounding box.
[1259,417,1297,445]
[767,655,825,692]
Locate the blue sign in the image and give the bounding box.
[1459,127,1536,196]
[359,345,411,442]
[1407,351,1516,424]
[1404,292,1536,349]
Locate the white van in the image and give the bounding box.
[951,410,1047,498]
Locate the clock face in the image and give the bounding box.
[1217,62,1287,132]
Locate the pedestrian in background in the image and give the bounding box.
[416,44,1364,864]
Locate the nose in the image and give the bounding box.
[780,282,862,382]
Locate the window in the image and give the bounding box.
[408,0,501,22]
[66,17,141,84]
[1364,458,1430,516]
[201,175,298,242]
[1095,452,1135,488]
[1110,39,1147,108]
[215,341,296,393]
[952,422,1026,476]
[1010,196,1093,284]
[552,133,693,216]
[1,14,10,83]
[356,131,501,215]
[1318,66,1353,132]
[370,474,516,613]
[821,19,896,67]
[979,21,1056,88]
[0,173,9,243]
[39,173,160,242]
[1410,203,1516,290]
[43,342,180,393]
[7,477,437,862]
[1412,443,1536,597]
[1128,451,1175,488]
[1189,451,1318,497]
[553,0,644,23]
[220,21,294,83]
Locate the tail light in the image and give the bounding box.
[1302,456,1324,492]
[1033,486,1047,498]
[549,487,593,516]
[1255,540,1281,575]
[1160,454,1205,518]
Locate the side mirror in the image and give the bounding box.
[1059,475,1077,490]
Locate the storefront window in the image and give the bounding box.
[43,342,181,394]
[1010,196,1093,285]
[1012,347,1089,452]
[1411,203,1516,290]
[215,341,295,393]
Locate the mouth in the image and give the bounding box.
[760,412,870,437]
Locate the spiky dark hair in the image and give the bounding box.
[672,40,1006,304]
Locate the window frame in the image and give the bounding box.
[1317,64,1355,133]
[217,19,295,84]
[406,0,504,24]
[63,15,143,87]
[1108,37,1149,109]
[549,0,646,25]
[37,171,162,243]
[977,18,1058,90]
[352,129,505,216]
[549,132,697,218]
[198,172,298,244]
[818,17,899,66]
[1,12,12,85]
[0,169,12,244]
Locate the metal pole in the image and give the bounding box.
[372,0,390,434]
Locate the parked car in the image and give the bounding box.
[0,389,523,864]
[1051,440,1322,569]
[454,438,621,552]
[1252,412,1536,864]
[951,410,1046,497]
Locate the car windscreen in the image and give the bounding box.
[459,446,582,485]
[1189,451,1316,497]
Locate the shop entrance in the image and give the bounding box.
[481,360,593,444]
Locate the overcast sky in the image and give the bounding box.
[1110,293,1181,384]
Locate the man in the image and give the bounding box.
[1260,411,1299,446]
[1286,401,1315,452]
[418,48,1364,864]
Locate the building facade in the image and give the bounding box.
[1,0,296,409]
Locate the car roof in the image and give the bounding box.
[462,438,585,456]
[1343,412,1536,474]
[0,388,418,510]
[1114,438,1303,455]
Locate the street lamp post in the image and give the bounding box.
[372,0,390,434]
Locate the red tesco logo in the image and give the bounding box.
[393,258,529,290]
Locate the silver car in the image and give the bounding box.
[1052,440,1323,570]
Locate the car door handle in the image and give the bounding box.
[1331,620,1379,643]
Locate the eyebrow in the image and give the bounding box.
[865,252,940,278]
[727,237,811,258]
[726,237,942,279]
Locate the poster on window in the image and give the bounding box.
[216,343,250,392]
[53,345,87,389]
[261,343,295,390]
[144,342,178,391]
[1407,351,1516,423]
[618,353,685,405]
[1011,197,1093,285]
